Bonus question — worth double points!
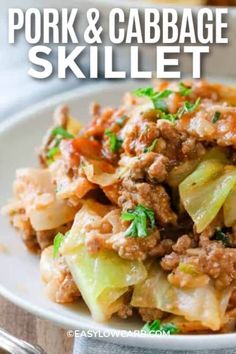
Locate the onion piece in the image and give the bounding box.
[82,160,127,187]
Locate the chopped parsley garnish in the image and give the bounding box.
[142,320,179,335]
[178,82,192,96]
[214,229,230,247]
[144,139,158,153]
[46,127,74,166]
[46,146,60,159]
[212,111,221,124]
[115,115,127,126]
[160,112,178,123]
[121,204,155,238]
[105,130,123,153]
[133,87,172,112]
[53,232,64,258]
[178,98,201,118]
[51,126,74,139]
[133,86,157,99]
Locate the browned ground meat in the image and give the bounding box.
[107,230,160,261]
[177,103,236,148]
[117,304,133,319]
[55,272,80,303]
[119,178,177,226]
[36,222,72,250]
[116,290,133,319]
[139,308,164,322]
[197,213,224,247]
[130,152,170,183]
[160,252,180,271]
[41,249,81,303]
[149,239,174,257]
[8,208,40,252]
[198,243,236,289]
[161,240,236,289]
[172,234,192,254]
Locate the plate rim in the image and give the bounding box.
[1,80,236,349]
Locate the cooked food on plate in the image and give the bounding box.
[3,80,236,334]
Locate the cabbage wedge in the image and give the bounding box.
[179,159,236,233]
[82,159,127,187]
[61,202,147,321]
[168,147,228,188]
[131,264,232,331]
[224,186,236,227]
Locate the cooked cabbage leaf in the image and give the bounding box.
[13,168,78,231]
[168,147,227,188]
[131,264,231,331]
[61,202,147,321]
[179,159,236,233]
[224,186,236,227]
[82,159,126,187]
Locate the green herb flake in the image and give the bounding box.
[160,112,178,123]
[51,126,74,139]
[142,320,179,335]
[53,232,64,258]
[133,86,156,99]
[121,204,155,238]
[116,115,128,126]
[212,111,221,124]
[46,146,60,159]
[133,87,173,112]
[178,82,192,96]
[178,98,201,118]
[160,323,180,335]
[144,139,158,153]
[105,130,123,153]
[215,229,230,247]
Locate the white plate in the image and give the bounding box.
[0,81,236,351]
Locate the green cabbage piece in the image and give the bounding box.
[131,264,231,331]
[61,202,147,322]
[168,147,228,188]
[224,186,236,227]
[179,157,236,233]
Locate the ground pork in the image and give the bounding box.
[123,120,160,156]
[117,304,133,319]
[36,221,72,250]
[149,239,174,257]
[172,234,192,254]
[161,240,236,289]
[119,178,177,226]
[40,246,80,303]
[54,272,80,303]
[107,230,160,261]
[177,101,236,148]
[129,152,170,183]
[139,308,164,322]
[116,291,133,319]
[198,243,236,289]
[5,206,40,253]
[160,252,180,271]
[196,213,224,247]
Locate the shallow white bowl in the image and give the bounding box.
[0,81,236,351]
